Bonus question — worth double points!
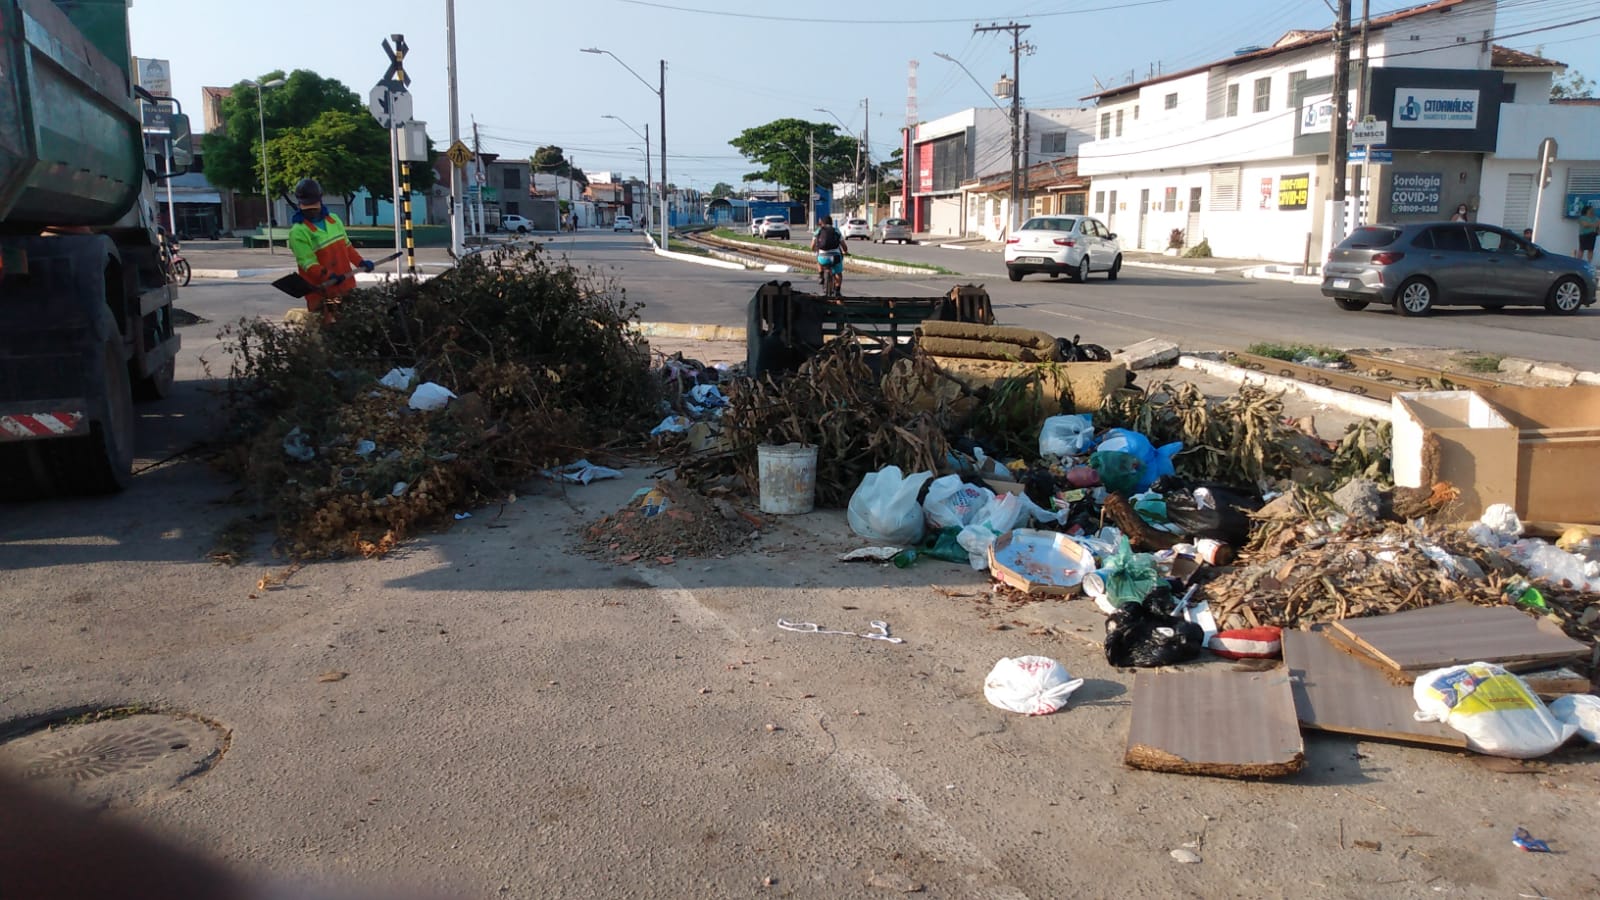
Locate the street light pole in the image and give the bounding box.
[602,115,651,226]
[249,77,285,254]
[583,48,667,249]
[446,0,464,258]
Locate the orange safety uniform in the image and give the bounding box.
[287,207,367,323]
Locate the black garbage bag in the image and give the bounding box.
[1151,476,1262,546]
[1103,597,1205,668]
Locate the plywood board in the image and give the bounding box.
[1125,668,1305,778]
[1321,620,1584,684]
[1283,626,1468,748]
[1332,603,1586,674]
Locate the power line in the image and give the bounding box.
[615,0,1177,24]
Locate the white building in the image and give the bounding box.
[1077,0,1600,263]
[905,106,1097,237]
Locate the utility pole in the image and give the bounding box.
[659,59,667,250]
[644,123,651,227]
[471,118,484,236]
[808,130,816,233]
[862,97,872,227]
[974,21,1032,235]
[1351,0,1372,230]
[446,0,463,257]
[1327,0,1353,247]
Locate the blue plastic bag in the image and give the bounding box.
[1096,428,1181,492]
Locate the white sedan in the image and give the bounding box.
[1004,215,1123,282]
[614,215,633,232]
[841,217,871,240]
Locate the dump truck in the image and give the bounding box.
[0,0,187,497]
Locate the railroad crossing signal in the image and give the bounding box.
[382,35,411,88]
[446,140,473,168]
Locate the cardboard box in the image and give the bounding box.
[1480,385,1600,525]
[1391,391,1518,521]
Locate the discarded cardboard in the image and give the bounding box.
[1283,626,1468,748]
[1332,603,1587,677]
[1480,385,1600,525]
[1125,668,1305,778]
[987,529,1095,596]
[1391,391,1518,521]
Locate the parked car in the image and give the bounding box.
[501,214,534,234]
[841,217,871,240]
[1003,215,1123,282]
[1321,223,1596,316]
[759,215,790,240]
[749,216,764,235]
[872,217,913,244]
[614,214,633,232]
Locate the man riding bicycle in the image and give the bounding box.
[811,215,849,296]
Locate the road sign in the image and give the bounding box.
[369,84,412,129]
[1348,148,1393,164]
[1351,120,1388,147]
[446,140,473,168]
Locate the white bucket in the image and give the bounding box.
[757,443,818,515]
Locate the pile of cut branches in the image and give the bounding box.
[681,333,952,507]
[218,245,659,557]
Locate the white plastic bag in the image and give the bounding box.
[923,474,995,530]
[1413,662,1576,758]
[1549,694,1600,743]
[379,367,417,391]
[1040,414,1095,457]
[956,492,1027,569]
[847,467,933,546]
[408,382,457,411]
[984,656,1084,716]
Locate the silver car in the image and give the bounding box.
[872,217,913,244]
[1004,215,1123,282]
[1322,222,1596,316]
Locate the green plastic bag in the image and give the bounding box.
[892,527,969,568]
[1089,450,1141,496]
[1102,536,1159,605]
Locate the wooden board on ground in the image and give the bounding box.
[1332,603,1586,676]
[1321,623,1587,685]
[1125,668,1305,778]
[1283,626,1468,749]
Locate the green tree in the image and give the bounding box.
[1551,68,1595,99]
[728,119,859,198]
[531,145,587,185]
[201,69,364,198]
[709,181,735,198]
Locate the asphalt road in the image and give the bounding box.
[553,229,1600,370]
[3,241,1597,898]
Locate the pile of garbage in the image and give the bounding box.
[217,245,659,558]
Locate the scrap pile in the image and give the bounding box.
[582,479,761,563]
[218,245,659,557]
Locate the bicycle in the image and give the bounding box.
[816,250,843,298]
[160,233,190,286]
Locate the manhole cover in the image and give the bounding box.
[0,710,227,808]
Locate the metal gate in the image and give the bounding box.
[1503,173,1534,234]
[1138,189,1150,249]
[1186,187,1202,247]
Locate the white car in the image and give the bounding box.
[501,214,534,234]
[759,216,790,240]
[614,215,633,232]
[1004,215,1123,282]
[841,217,870,240]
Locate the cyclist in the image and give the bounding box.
[811,215,848,296]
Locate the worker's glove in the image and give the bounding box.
[329,274,347,286]
[360,259,375,273]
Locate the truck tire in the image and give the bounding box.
[53,333,136,493]
[134,354,176,401]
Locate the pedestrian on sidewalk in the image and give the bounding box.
[287,178,371,325]
[1579,203,1598,263]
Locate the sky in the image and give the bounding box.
[128,0,1600,190]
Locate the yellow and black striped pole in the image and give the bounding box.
[400,162,415,274]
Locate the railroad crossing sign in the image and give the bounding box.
[446,140,474,168]
[369,84,412,129]
[381,35,411,88]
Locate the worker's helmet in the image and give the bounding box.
[294,178,324,206]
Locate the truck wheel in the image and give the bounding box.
[51,336,136,493]
[134,356,176,401]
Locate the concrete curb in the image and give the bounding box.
[192,267,295,279]
[634,322,747,342]
[697,235,947,276]
[1241,267,1322,286]
[1124,259,1253,276]
[1177,355,1390,420]
[644,232,749,271]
